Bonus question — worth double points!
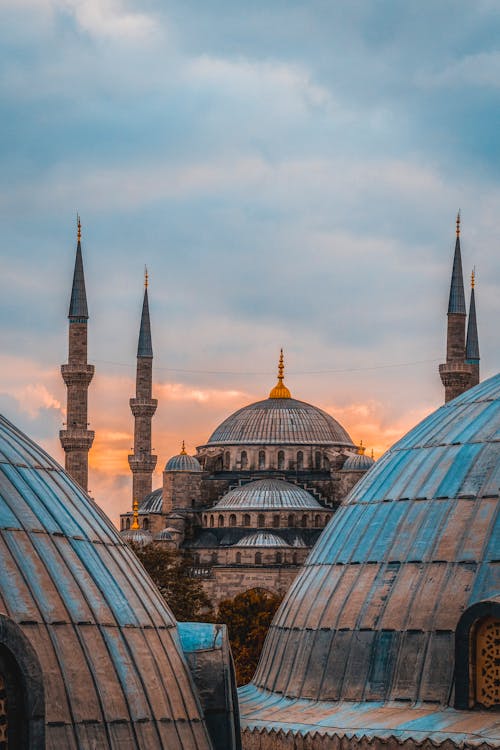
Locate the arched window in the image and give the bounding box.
[278,450,285,470]
[314,514,321,528]
[301,514,308,528]
[276,551,282,564]
[273,515,280,528]
[203,514,208,526]
[258,513,265,527]
[288,513,296,528]
[235,552,241,564]
[142,518,149,530]
[229,514,237,527]
[211,552,218,564]
[296,451,304,470]
[324,456,330,470]
[224,451,230,470]
[315,451,322,470]
[243,514,251,526]
[292,552,298,564]
[258,450,266,469]
[218,515,224,528]
[126,518,131,530]
[240,451,248,469]
[455,601,500,709]
[210,515,214,528]
[255,552,262,565]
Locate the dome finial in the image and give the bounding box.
[77,213,81,243]
[471,266,475,289]
[269,349,291,399]
[131,498,140,530]
[456,209,460,237]
[357,440,366,455]
[144,265,149,289]
[180,440,187,455]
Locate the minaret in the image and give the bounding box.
[59,217,95,491]
[128,269,158,504]
[465,269,480,388]
[439,212,472,402]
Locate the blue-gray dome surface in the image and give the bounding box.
[250,374,500,706]
[121,527,153,546]
[212,478,322,510]
[139,487,163,512]
[342,452,375,471]
[204,397,354,446]
[0,414,212,749]
[165,453,202,472]
[235,532,290,547]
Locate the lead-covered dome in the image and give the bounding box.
[213,478,322,510]
[165,443,202,472]
[0,414,212,749]
[235,532,290,547]
[249,374,500,706]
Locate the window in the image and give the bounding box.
[255,552,262,565]
[455,601,500,710]
[126,518,130,530]
[296,451,304,470]
[278,450,285,470]
[292,552,298,564]
[229,514,236,527]
[203,514,208,526]
[236,552,241,564]
[273,515,280,528]
[142,518,149,530]
[240,451,248,469]
[258,450,266,469]
[276,551,282,564]
[475,617,500,708]
[224,451,230,470]
[288,513,296,528]
[315,451,322,470]
[211,552,218,564]
[301,514,308,528]
[243,514,251,526]
[258,514,265,527]
[210,516,214,528]
[314,514,321,528]
[218,515,224,528]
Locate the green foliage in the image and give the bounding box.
[215,589,283,686]
[131,543,213,622]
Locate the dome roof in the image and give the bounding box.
[154,528,174,541]
[235,532,290,547]
[121,527,153,546]
[139,488,163,512]
[0,414,212,749]
[204,398,353,446]
[165,447,202,472]
[251,374,500,706]
[342,450,375,471]
[212,478,322,510]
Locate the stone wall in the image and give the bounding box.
[200,564,299,603]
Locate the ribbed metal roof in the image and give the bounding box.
[120,527,153,546]
[342,453,375,471]
[154,528,174,541]
[235,532,290,547]
[0,414,212,749]
[250,374,500,709]
[212,478,322,510]
[204,397,354,446]
[165,453,202,472]
[139,488,163,513]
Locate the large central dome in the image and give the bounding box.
[206,397,353,446]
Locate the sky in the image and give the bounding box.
[0,0,499,525]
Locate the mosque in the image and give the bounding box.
[0,214,497,748]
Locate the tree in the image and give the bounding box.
[131,543,213,622]
[215,589,283,685]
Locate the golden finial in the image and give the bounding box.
[144,265,149,289]
[77,213,81,242]
[180,440,187,455]
[371,448,374,460]
[269,349,291,399]
[357,440,366,455]
[456,210,460,237]
[131,499,140,530]
[471,267,475,289]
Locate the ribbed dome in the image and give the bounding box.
[205,398,354,446]
[121,527,153,546]
[154,528,174,541]
[212,478,322,510]
[0,414,212,749]
[139,488,163,512]
[235,532,290,547]
[342,452,375,471]
[165,452,202,472]
[251,374,500,705]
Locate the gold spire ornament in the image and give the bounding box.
[456,210,460,237]
[131,499,140,530]
[471,267,475,289]
[269,349,291,399]
[77,214,81,242]
[180,440,187,455]
[357,440,366,455]
[144,265,149,289]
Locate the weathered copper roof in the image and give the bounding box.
[204,397,354,446]
[212,478,322,511]
[242,374,500,745]
[0,414,212,749]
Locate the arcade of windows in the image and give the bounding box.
[204,512,328,529]
[222,449,331,471]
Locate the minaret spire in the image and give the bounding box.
[439,212,473,403]
[128,272,158,505]
[269,349,291,399]
[465,269,480,387]
[60,216,95,490]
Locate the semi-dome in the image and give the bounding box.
[165,443,202,472]
[0,414,213,749]
[235,532,290,547]
[212,478,322,510]
[243,374,500,721]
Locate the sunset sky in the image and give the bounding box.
[1,1,499,524]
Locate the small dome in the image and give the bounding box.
[139,487,163,512]
[165,445,202,473]
[342,448,375,472]
[213,478,322,511]
[154,528,173,541]
[235,532,290,547]
[121,527,152,547]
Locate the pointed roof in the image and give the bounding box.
[137,286,153,358]
[466,272,479,362]
[68,218,89,320]
[447,213,466,315]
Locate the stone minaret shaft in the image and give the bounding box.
[60,219,95,490]
[439,213,472,403]
[128,274,157,503]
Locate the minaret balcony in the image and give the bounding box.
[128,454,158,473]
[59,428,95,451]
[61,363,95,387]
[129,398,158,418]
